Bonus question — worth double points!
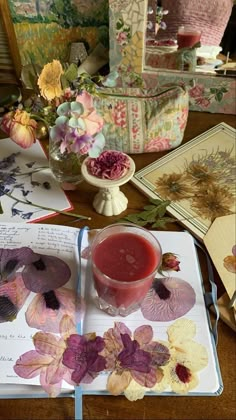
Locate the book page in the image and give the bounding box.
[81,231,222,396]
[0,222,79,395]
[0,138,73,222]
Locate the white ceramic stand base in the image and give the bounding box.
[81,155,136,217]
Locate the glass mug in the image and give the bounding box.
[90,223,162,316]
[177,25,202,49]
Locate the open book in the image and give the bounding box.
[0,222,222,400]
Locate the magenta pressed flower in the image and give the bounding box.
[140,277,196,322]
[21,254,71,293]
[62,334,106,384]
[0,247,38,283]
[86,150,130,180]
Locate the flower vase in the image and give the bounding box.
[49,137,83,186]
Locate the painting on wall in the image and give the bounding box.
[8,0,109,67]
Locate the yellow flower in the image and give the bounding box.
[38,60,64,101]
[191,184,234,221]
[155,173,192,201]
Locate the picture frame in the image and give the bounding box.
[0,0,21,83]
[131,122,236,241]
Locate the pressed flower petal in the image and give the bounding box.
[25,287,85,333]
[107,370,132,396]
[174,340,208,371]
[14,350,51,378]
[0,275,30,322]
[131,365,158,388]
[167,361,199,394]
[33,332,65,357]
[133,325,153,346]
[40,369,63,398]
[0,296,17,322]
[167,319,196,344]
[145,341,170,366]
[124,379,149,401]
[22,254,71,293]
[140,277,196,322]
[0,247,38,283]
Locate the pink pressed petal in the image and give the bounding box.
[107,370,132,396]
[40,369,63,397]
[59,314,76,338]
[25,288,85,333]
[133,325,153,346]
[141,277,196,322]
[45,359,68,385]
[33,332,65,357]
[132,365,157,388]
[14,350,51,378]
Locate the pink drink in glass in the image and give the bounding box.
[177,26,201,49]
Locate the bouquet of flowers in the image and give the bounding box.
[0,60,105,158]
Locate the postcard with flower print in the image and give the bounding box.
[131,122,236,241]
[0,138,73,222]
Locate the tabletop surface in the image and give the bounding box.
[0,111,235,420]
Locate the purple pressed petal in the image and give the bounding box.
[132,365,158,388]
[21,254,71,292]
[145,341,170,366]
[89,354,106,373]
[67,334,86,348]
[86,336,105,353]
[62,348,78,369]
[71,362,88,384]
[140,277,196,322]
[0,247,38,283]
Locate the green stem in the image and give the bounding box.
[5,192,91,221]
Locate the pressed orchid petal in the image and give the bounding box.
[59,314,77,338]
[22,254,71,293]
[131,365,158,388]
[33,332,65,357]
[174,340,208,371]
[14,350,51,378]
[107,370,132,396]
[45,359,68,385]
[133,325,153,346]
[140,277,196,322]
[25,287,85,333]
[151,365,169,393]
[167,318,196,344]
[167,360,199,394]
[124,379,149,401]
[0,247,38,283]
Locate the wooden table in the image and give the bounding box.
[1,111,236,420]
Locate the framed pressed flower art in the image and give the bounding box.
[131,122,236,241]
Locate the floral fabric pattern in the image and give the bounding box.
[94,86,189,153]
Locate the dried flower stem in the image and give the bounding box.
[5,192,91,220]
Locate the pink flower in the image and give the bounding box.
[112,102,127,128]
[80,108,104,136]
[86,150,130,180]
[189,85,205,98]
[14,315,76,397]
[195,97,211,108]
[0,110,37,149]
[76,91,94,109]
[145,137,171,152]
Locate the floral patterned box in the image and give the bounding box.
[94,85,189,153]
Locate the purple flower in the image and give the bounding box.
[118,334,151,373]
[62,334,106,384]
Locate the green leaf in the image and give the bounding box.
[119,213,143,223]
[220,87,228,93]
[215,91,223,102]
[155,201,170,218]
[143,205,157,211]
[210,88,217,94]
